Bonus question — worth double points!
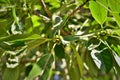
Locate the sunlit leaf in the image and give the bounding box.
[45,0,60,8]
[111,44,120,56]
[112,13,120,27]
[89,1,107,24]
[108,0,120,13]
[112,29,120,36]
[26,64,42,80]
[27,54,53,80]
[31,15,41,27]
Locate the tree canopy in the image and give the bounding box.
[0,0,120,80]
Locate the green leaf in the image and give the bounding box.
[45,0,60,8]
[111,44,120,56]
[68,57,80,80]
[0,34,41,42]
[71,45,84,77]
[113,53,120,77]
[97,0,108,8]
[26,64,42,80]
[97,44,113,73]
[108,0,120,27]
[63,35,79,41]
[107,36,120,45]
[112,13,120,27]
[54,44,65,59]
[37,54,53,80]
[26,38,51,51]
[31,15,41,27]
[10,41,25,47]
[25,17,33,33]
[37,54,53,70]
[112,29,120,36]
[108,0,120,13]
[100,49,113,73]
[85,51,99,76]
[27,54,53,80]
[2,66,20,80]
[0,42,13,50]
[0,0,9,3]
[0,47,4,58]
[89,1,107,24]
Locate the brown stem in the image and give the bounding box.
[67,0,90,19]
[33,10,50,21]
[20,59,36,65]
[40,0,52,18]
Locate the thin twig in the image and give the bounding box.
[33,10,50,22]
[67,0,90,19]
[20,59,36,65]
[40,0,52,18]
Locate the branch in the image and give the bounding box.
[20,59,36,65]
[40,0,52,18]
[33,10,50,22]
[67,0,90,19]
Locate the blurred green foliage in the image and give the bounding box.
[0,0,120,80]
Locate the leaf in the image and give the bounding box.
[0,34,41,42]
[71,45,84,77]
[25,17,33,33]
[108,0,120,27]
[111,44,120,56]
[12,7,19,26]
[31,15,41,27]
[63,35,79,41]
[37,54,53,70]
[89,1,107,24]
[112,13,120,27]
[113,53,120,77]
[0,47,4,58]
[89,42,113,73]
[2,66,20,80]
[27,54,53,80]
[0,42,13,50]
[100,49,113,73]
[96,43,113,73]
[107,36,120,45]
[97,0,108,8]
[26,64,42,80]
[85,51,99,76]
[0,0,9,3]
[10,41,25,47]
[68,57,80,80]
[26,38,51,51]
[54,44,65,59]
[25,65,33,77]
[108,0,120,13]
[45,0,60,8]
[37,54,53,80]
[112,29,120,36]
